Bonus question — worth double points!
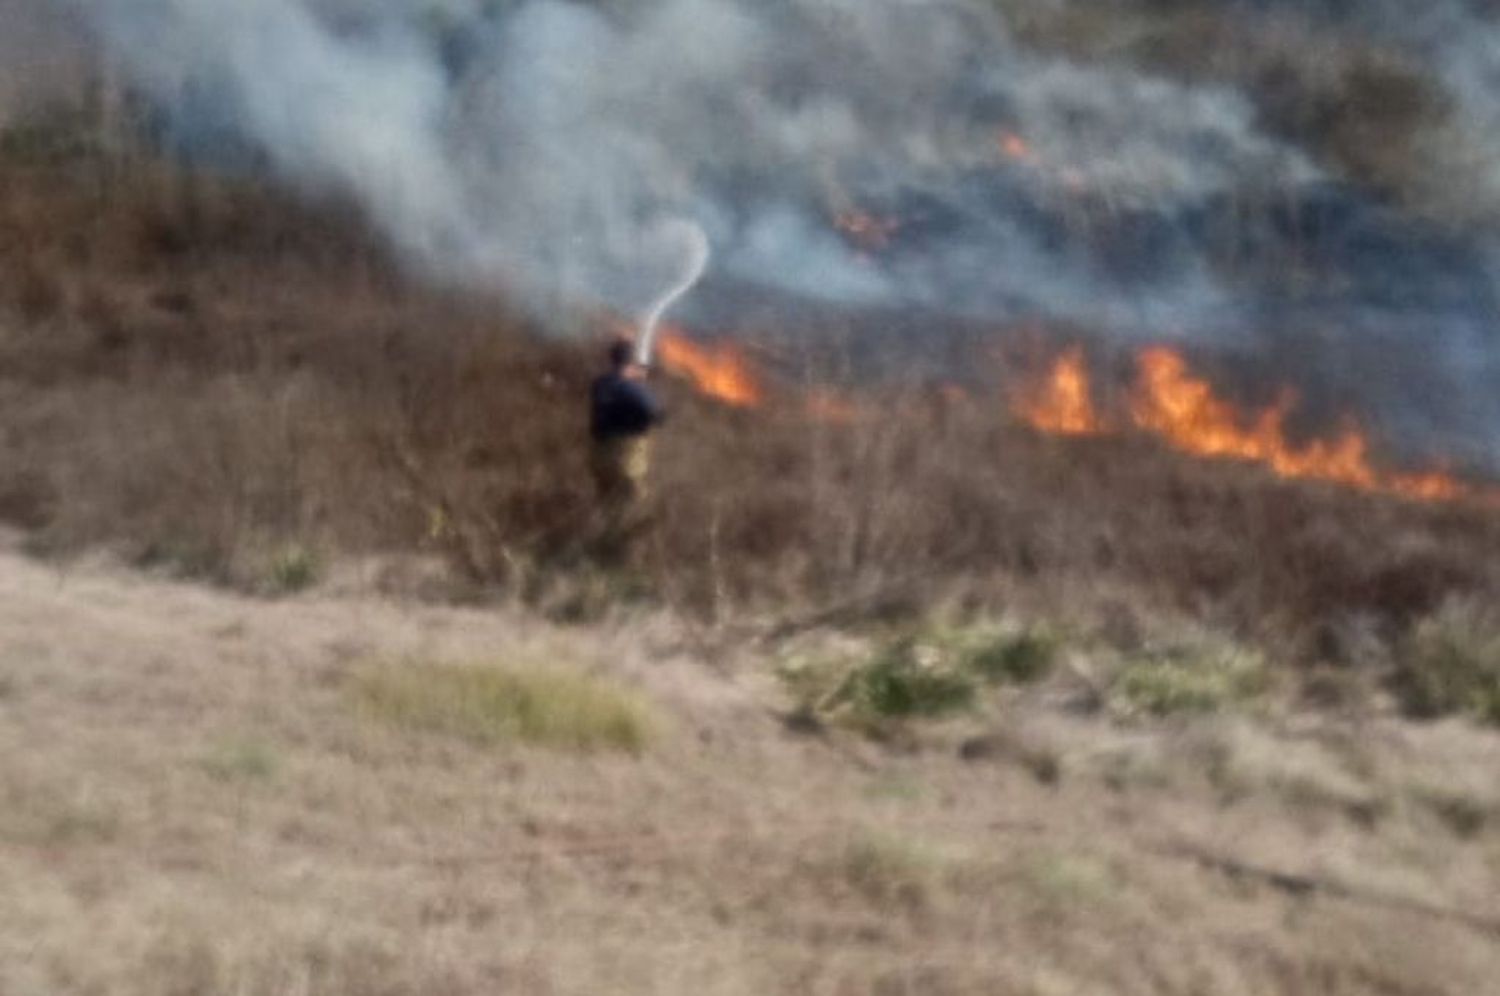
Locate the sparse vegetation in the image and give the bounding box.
[834,830,950,911]
[781,639,978,731]
[1111,643,1269,719]
[842,639,980,721]
[265,543,320,595]
[1022,851,1119,909]
[5,392,1500,996]
[199,736,280,783]
[1411,783,1492,839]
[779,623,1063,736]
[957,625,1060,686]
[0,118,1497,668]
[8,18,1500,995]
[1395,599,1500,726]
[353,659,657,753]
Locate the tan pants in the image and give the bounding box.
[591,435,652,508]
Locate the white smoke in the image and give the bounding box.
[77,0,1320,334]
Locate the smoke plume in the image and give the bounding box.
[60,0,1500,469]
[77,1,1313,322]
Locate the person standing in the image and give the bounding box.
[589,336,663,511]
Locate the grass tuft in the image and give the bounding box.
[1111,643,1268,718]
[353,659,656,754]
[836,830,947,911]
[266,543,320,595]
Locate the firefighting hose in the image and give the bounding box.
[635,219,710,368]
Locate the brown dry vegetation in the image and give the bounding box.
[5,139,1500,682]
[5,109,1500,994]
[3,535,1500,996]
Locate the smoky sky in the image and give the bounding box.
[58,0,1500,468]
[77,0,1317,322]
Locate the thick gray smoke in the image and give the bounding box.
[78,0,1316,334]
[59,0,1500,470]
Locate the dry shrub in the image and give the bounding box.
[4,147,1500,679]
[1395,599,1500,726]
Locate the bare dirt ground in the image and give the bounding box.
[2,534,1498,996]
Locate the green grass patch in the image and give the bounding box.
[1111,644,1268,718]
[847,640,979,719]
[266,543,320,595]
[779,622,1061,734]
[353,659,656,754]
[781,639,978,731]
[954,626,1060,686]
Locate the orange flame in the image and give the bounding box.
[998,131,1035,163]
[1012,346,1105,436]
[656,331,763,408]
[1016,345,1470,502]
[1131,347,1387,489]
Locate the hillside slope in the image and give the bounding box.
[2,535,1499,995]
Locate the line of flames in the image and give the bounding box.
[650,325,1477,505]
[1014,346,1469,502]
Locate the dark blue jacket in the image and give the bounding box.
[590,373,663,441]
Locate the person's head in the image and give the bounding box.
[607,336,636,372]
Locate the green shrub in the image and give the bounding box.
[957,627,1060,686]
[1395,600,1500,726]
[779,623,1062,733]
[267,543,320,594]
[1111,644,1267,718]
[780,642,977,730]
[353,660,656,754]
[849,639,979,719]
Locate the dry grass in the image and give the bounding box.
[1395,598,1500,726]
[353,658,657,753]
[7,39,1500,996]
[4,138,1500,708]
[2,543,1499,995]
